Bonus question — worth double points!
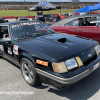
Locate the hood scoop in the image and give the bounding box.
[57,38,67,43]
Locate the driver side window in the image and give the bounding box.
[0,26,9,39]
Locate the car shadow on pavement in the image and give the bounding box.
[48,67,100,100]
[3,58,20,69]
[34,84,49,89]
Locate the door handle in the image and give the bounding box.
[77,29,82,32]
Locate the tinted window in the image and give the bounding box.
[80,17,97,26]
[0,26,9,39]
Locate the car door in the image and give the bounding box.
[51,19,78,34]
[76,26,100,41]
[0,39,4,56]
[0,25,19,65]
[76,17,100,43]
[51,25,69,33]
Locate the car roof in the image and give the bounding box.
[51,14,100,26]
[0,20,40,26]
[0,17,3,19]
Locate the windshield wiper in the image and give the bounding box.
[17,34,33,39]
[48,30,55,33]
[33,31,47,35]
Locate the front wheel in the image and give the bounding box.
[20,58,40,86]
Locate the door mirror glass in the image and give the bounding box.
[97,16,100,26]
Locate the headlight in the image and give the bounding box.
[52,58,78,73]
[95,44,100,55]
[52,62,68,73]
[65,58,78,70]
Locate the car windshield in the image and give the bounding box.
[11,21,55,40]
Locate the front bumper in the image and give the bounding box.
[36,55,100,90]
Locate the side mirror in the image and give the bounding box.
[96,23,99,28]
[2,37,11,42]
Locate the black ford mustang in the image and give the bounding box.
[0,21,100,90]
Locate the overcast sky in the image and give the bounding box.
[0,0,100,2]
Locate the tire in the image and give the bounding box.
[20,58,40,86]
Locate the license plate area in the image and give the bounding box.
[93,62,99,70]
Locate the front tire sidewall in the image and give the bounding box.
[20,58,39,86]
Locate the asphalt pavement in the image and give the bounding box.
[0,57,100,100]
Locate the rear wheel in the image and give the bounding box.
[20,58,40,86]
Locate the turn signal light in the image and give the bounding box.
[52,62,68,73]
[75,56,83,67]
[36,59,48,67]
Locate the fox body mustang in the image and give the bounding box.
[0,21,100,90]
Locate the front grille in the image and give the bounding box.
[83,53,97,66]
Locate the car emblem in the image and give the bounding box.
[82,52,85,54]
[88,54,92,57]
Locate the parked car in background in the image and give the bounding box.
[0,21,100,90]
[43,14,53,22]
[50,14,100,44]
[32,16,45,22]
[16,16,28,21]
[0,17,8,23]
[60,14,69,20]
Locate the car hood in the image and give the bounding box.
[17,33,97,62]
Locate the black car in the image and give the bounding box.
[0,21,100,90]
[33,16,45,23]
[43,14,53,22]
[0,17,8,23]
[16,16,28,21]
[0,17,5,23]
